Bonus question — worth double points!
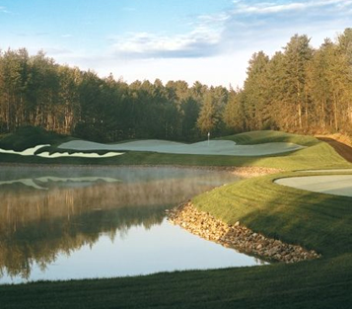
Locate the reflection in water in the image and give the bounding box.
[0,166,248,283]
[0,176,121,190]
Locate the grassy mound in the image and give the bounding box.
[0,126,67,151]
[222,130,320,146]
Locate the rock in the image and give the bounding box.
[167,202,321,264]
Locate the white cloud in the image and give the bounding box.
[15,0,351,88]
[0,6,9,13]
[197,12,230,23]
[110,26,222,59]
[122,7,136,12]
[61,34,73,38]
[108,0,352,61]
[108,6,231,60]
[61,0,352,88]
[45,47,73,56]
[231,0,352,14]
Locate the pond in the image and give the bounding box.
[0,165,264,284]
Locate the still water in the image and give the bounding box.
[0,165,263,284]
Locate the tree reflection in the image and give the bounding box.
[0,172,223,280]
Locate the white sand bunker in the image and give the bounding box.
[275,175,352,197]
[0,145,123,158]
[0,145,50,156]
[58,140,305,156]
[37,151,123,158]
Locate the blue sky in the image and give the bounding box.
[1,0,351,87]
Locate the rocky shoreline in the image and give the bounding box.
[167,202,321,264]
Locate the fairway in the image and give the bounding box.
[58,139,305,156]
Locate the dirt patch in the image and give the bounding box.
[317,137,352,163]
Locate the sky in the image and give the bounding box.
[0,0,351,88]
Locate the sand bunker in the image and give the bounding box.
[275,175,352,197]
[0,145,123,158]
[58,140,305,156]
[37,151,123,158]
[0,145,50,156]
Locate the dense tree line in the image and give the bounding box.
[1,28,351,142]
[0,50,231,142]
[234,28,352,136]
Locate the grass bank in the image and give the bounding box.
[1,254,351,309]
[193,171,352,258]
[1,130,352,308]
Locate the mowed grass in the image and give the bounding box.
[193,171,352,257]
[1,130,352,308]
[222,130,320,146]
[0,254,351,309]
[1,130,351,170]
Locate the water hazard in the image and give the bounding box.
[0,165,264,284]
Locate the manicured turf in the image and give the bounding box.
[1,140,351,171]
[58,139,305,156]
[0,129,350,171]
[275,175,352,197]
[222,130,320,146]
[0,255,351,309]
[192,171,352,258]
[1,130,352,308]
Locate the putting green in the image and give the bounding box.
[275,175,352,197]
[58,139,305,156]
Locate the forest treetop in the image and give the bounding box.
[0,28,351,142]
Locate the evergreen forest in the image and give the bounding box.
[1,28,351,142]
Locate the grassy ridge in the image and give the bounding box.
[222,130,320,146]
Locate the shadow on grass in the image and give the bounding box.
[1,173,352,308]
[197,173,352,258]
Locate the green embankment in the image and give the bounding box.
[193,171,352,257]
[1,130,351,171]
[1,130,352,308]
